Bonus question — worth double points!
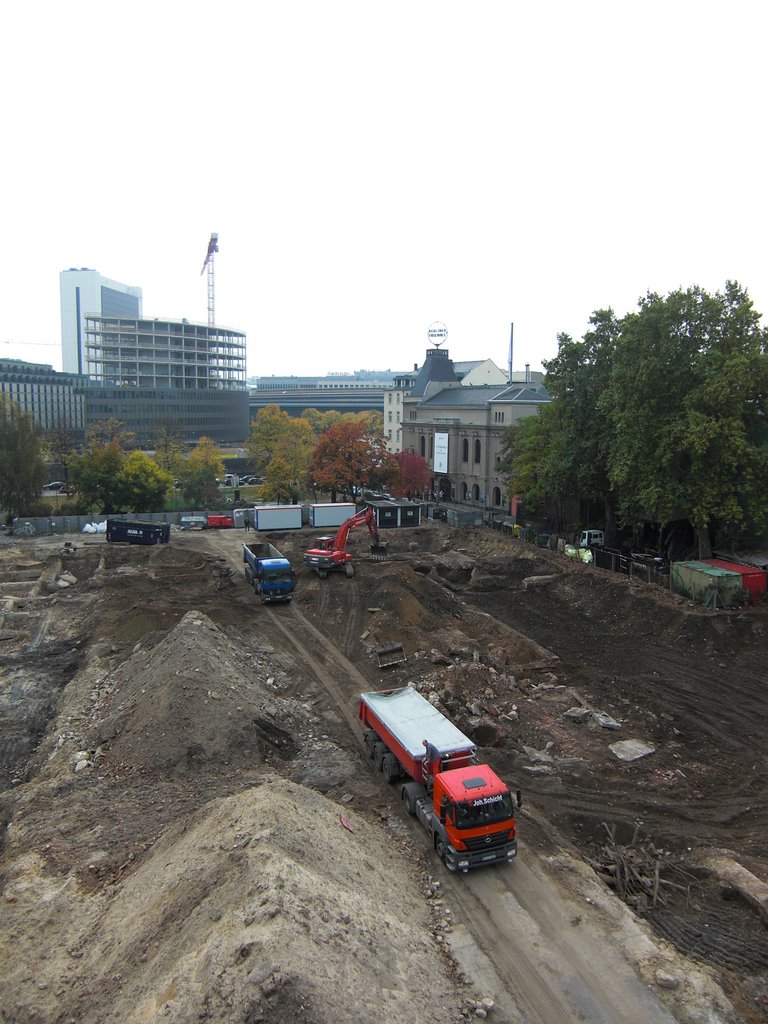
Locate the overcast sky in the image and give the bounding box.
[2,2,766,380]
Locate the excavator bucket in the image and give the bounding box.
[370,539,388,561]
[375,641,406,668]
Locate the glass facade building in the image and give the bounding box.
[84,384,250,446]
[0,359,87,436]
[60,269,143,375]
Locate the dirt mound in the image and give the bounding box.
[95,611,311,774]
[1,778,463,1024]
[52,781,461,1024]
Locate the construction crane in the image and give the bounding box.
[200,232,219,327]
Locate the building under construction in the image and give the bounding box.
[48,256,250,445]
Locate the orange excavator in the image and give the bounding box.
[303,506,388,578]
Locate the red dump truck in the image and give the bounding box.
[359,686,519,872]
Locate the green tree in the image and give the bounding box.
[246,406,314,486]
[259,456,296,504]
[539,312,619,530]
[605,282,768,555]
[120,451,173,512]
[351,410,384,435]
[178,437,224,507]
[71,441,127,514]
[0,398,47,522]
[499,402,567,524]
[151,424,186,478]
[44,423,80,485]
[86,417,135,450]
[302,408,343,435]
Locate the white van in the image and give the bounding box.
[579,529,605,548]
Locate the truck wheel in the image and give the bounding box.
[381,753,399,783]
[402,788,415,816]
[345,562,355,578]
[372,742,388,770]
[363,731,377,759]
[435,837,448,865]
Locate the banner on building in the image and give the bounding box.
[434,432,448,473]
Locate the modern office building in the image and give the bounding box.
[248,369,394,419]
[0,357,249,447]
[82,315,249,444]
[251,370,395,389]
[84,383,249,446]
[60,268,142,375]
[0,359,88,436]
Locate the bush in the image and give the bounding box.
[58,498,90,515]
[21,500,57,517]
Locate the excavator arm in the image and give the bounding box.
[303,505,387,577]
[333,506,384,556]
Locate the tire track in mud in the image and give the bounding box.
[339,576,362,658]
[279,602,372,734]
[445,856,678,1024]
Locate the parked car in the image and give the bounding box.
[44,481,67,492]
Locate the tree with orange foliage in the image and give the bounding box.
[310,417,396,501]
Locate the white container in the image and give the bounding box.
[309,503,357,528]
[254,505,303,531]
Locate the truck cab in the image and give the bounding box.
[426,765,518,871]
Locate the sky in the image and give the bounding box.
[2,2,766,380]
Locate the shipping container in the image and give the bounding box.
[207,514,234,529]
[179,514,207,531]
[106,519,170,545]
[702,559,767,603]
[254,505,303,531]
[399,503,422,527]
[368,501,423,528]
[671,561,744,608]
[309,503,357,528]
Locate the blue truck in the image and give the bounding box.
[242,541,295,603]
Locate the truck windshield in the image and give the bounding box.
[263,569,292,583]
[454,792,514,828]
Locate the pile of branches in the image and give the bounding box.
[587,822,698,913]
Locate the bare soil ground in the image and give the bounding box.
[1,522,767,1023]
